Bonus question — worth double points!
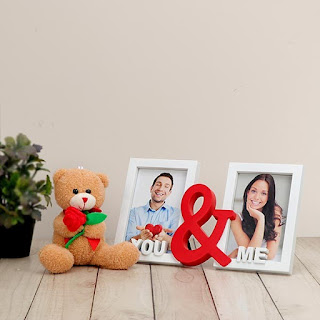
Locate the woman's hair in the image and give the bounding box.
[241,174,282,241]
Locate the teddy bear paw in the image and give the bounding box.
[39,244,74,274]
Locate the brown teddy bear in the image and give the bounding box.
[39,168,140,273]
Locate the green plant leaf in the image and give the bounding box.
[16,216,24,223]
[1,215,19,228]
[44,194,52,206]
[45,175,52,194]
[31,209,42,220]
[16,146,37,160]
[0,133,53,228]
[32,144,42,153]
[3,147,15,158]
[36,180,45,189]
[35,204,46,210]
[86,212,107,225]
[30,194,41,205]
[0,155,8,165]
[19,195,29,206]
[21,208,32,216]
[17,133,30,147]
[9,172,20,186]
[4,136,15,147]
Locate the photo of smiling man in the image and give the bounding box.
[125,172,180,250]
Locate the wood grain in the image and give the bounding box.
[1,238,320,320]
[151,264,218,320]
[295,237,320,283]
[0,242,46,320]
[26,266,98,320]
[203,260,282,320]
[260,240,320,320]
[91,264,154,320]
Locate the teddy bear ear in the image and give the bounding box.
[97,173,109,188]
[53,169,68,185]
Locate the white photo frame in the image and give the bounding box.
[215,162,303,274]
[115,158,199,265]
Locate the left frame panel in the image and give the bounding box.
[114,158,199,265]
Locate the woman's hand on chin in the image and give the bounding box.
[246,201,265,222]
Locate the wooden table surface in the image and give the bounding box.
[0,238,319,320]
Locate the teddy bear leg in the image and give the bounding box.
[91,242,140,270]
[39,244,74,274]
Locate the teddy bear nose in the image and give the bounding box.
[82,197,88,204]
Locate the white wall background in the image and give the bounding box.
[1,1,319,240]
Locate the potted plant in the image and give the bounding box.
[0,133,52,258]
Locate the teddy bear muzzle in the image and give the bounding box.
[70,192,96,211]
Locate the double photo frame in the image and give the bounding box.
[115,159,303,274]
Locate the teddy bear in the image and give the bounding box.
[39,168,140,273]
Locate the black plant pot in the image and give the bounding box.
[0,216,35,258]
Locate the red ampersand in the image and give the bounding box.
[171,184,236,267]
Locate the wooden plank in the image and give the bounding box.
[295,237,320,283]
[2,237,320,319]
[0,240,46,320]
[203,260,282,320]
[259,256,320,320]
[26,266,98,320]
[151,264,218,320]
[91,264,154,320]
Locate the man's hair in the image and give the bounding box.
[152,173,174,190]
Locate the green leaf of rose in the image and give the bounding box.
[85,212,107,225]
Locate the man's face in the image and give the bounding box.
[150,176,172,204]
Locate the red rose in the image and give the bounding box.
[63,207,87,232]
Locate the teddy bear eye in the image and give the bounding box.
[73,189,79,194]
[86,189,91,194]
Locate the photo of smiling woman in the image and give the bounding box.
[228,174,285,261]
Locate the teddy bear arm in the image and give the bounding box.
[52,232,67,247]
[54,212,84,238]
[84,222,106,239]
